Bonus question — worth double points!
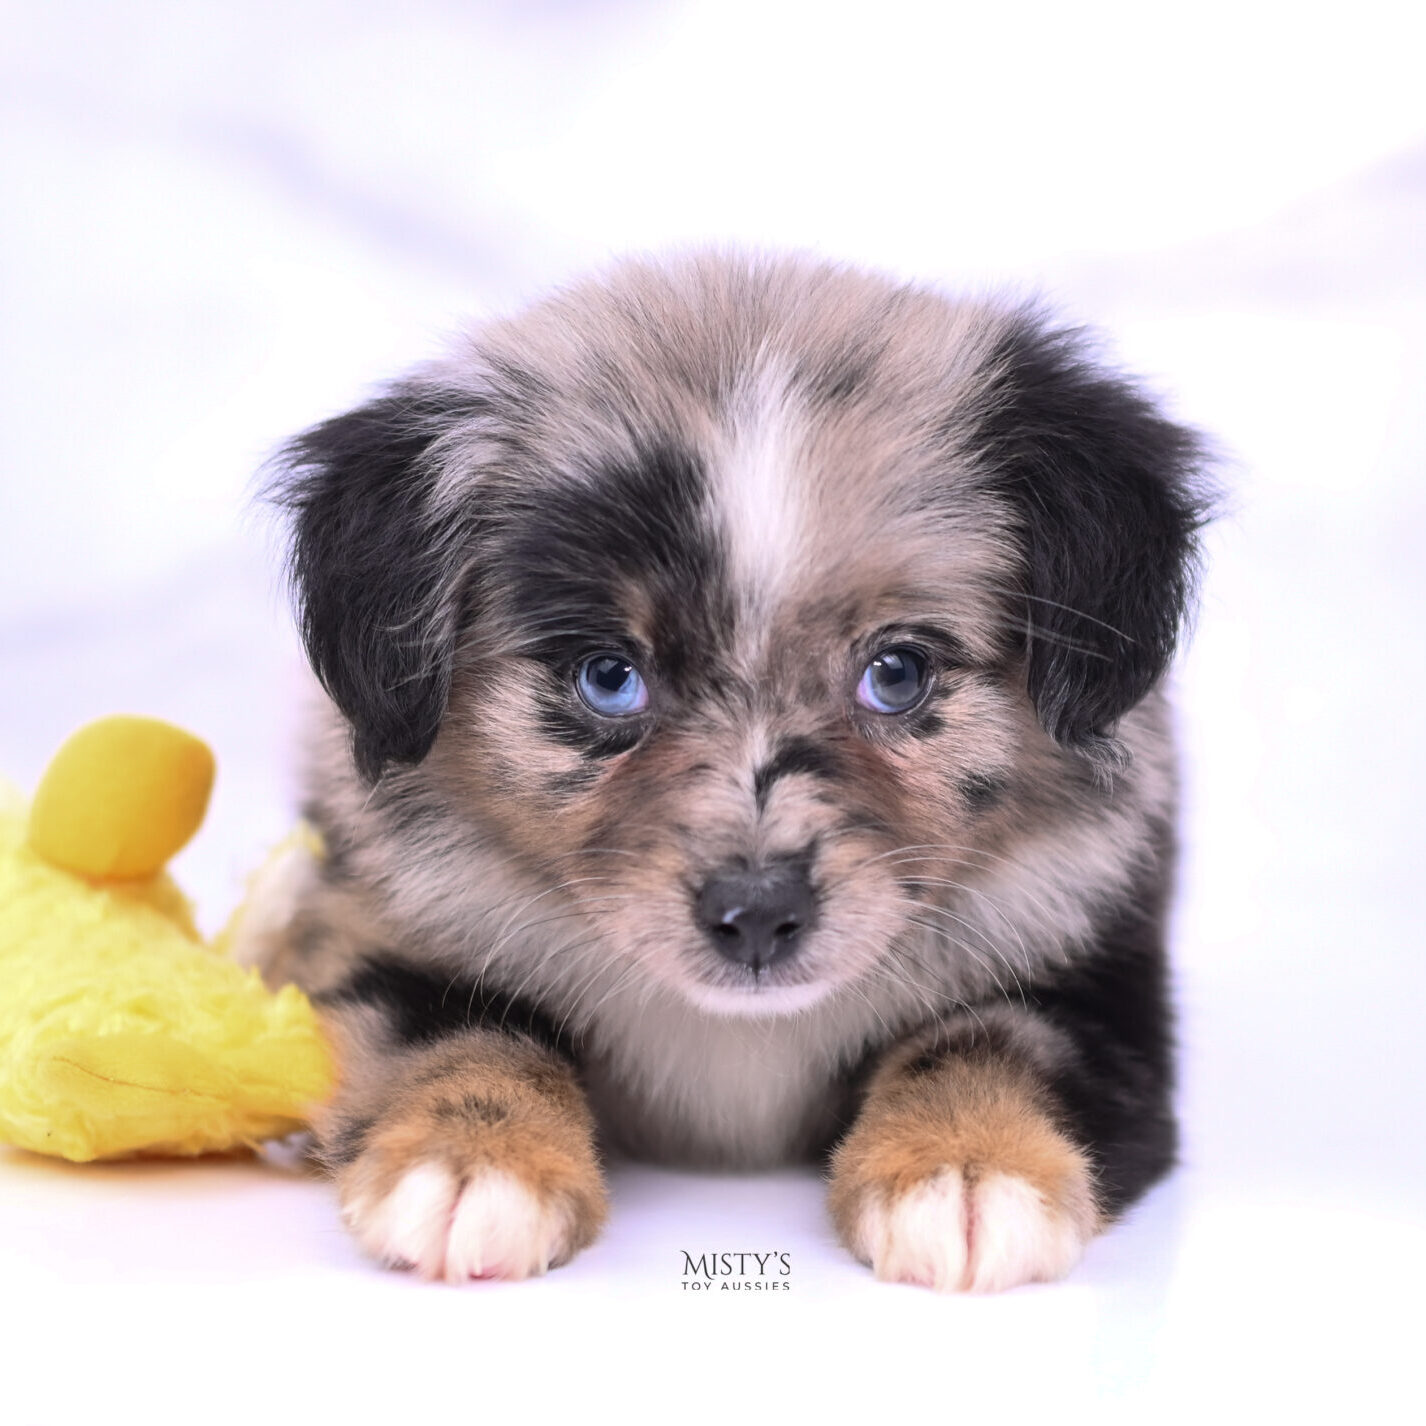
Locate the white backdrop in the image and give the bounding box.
[3,1,1423,1418]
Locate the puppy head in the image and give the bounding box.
[274,254,1210,1016]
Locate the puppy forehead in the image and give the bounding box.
[471,256,1018,660]
[712,371,1015,662]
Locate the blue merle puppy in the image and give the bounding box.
[253,252,1211,1290]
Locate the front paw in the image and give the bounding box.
[325,1053,607,1282]
[840,1164,1096,1292]
[827,1056,1099,1292]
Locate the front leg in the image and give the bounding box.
[828,1016,1101,1293]
[314,966,607,1283]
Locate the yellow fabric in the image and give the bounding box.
[0,720,334,1163]
[28,715,216,879]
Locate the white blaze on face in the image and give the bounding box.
[714,366,808,648]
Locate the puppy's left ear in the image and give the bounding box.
[269,383,489,783]
[977,313,1215,767]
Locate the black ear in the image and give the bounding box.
[976,313,1214,766]
[270,385,488,783]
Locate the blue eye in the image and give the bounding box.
[856,647,931,714]
[576,654,649,717]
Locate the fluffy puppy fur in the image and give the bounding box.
[257,252,1211,1290]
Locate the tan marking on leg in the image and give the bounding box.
[322,1029,607,1281]
[828,1050,1098,1292]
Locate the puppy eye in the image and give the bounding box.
[576,654,649,717]
[856,646,931,714]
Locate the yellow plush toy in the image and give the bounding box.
[0,716,334,1161]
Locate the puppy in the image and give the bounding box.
[259,252,1210,1290]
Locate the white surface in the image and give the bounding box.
[2,1,1424,1418]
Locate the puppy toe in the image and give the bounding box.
[343,1160,459,1276]
[855,1170,969,1289]
[965,1171,1090,1292]
[443,1169,575,1282]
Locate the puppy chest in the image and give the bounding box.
[579,1010,855,1168]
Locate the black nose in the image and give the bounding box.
[695,861,817,971]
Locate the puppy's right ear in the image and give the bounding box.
[270,385,487,783]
